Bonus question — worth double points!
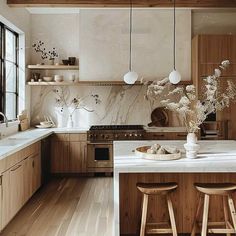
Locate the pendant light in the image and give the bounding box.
[124,0,138,85]
[169,0,181,84]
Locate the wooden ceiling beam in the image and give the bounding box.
[7,0,236,8]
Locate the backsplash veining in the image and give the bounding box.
[31,85,160,128]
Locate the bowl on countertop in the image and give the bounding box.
[43,76,53,82]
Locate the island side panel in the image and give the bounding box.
[119,173,236,235]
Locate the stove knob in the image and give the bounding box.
[94,134,97,138]
[105,135,109,139]
[129,133,133,137]
[134,133,138,137]
[101,134,105,138]
[124,134,128,137]
[115,134,119,139]
[89,134,93,138]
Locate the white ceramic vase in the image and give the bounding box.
[67,114,74,128]
[55,107,67,128]
[184,133,200,159]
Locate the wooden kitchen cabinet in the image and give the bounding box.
[192,34,236,139]
[30,154,41,194]
[1,170,10,230]
[50,138,70,173]
[0,142,42,231]
[69,141,87,173]
[9,163,24,220]
[50,133,87,174]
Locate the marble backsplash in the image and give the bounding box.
[30,85,183,129]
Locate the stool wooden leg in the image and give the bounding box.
[228,194,236,231]
[140,194,149,236]
[167,195,177,236]
[223,196,231,236]
[201,194,210,236]
[191,194,204,236]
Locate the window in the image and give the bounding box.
[0,22,19,121]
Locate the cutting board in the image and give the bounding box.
[20,118,29,131]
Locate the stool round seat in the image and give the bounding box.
[195,183,236,195]
[137,182,178,195]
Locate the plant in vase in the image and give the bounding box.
[146,60,236,158]
[53,88,101,128]
[32,40,59,65]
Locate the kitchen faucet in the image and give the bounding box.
[0,112,9,127]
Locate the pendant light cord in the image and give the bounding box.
[173,0,176,70]
[129,0,133,71]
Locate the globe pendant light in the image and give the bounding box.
[169,0,181,85]
[124,0,138,85]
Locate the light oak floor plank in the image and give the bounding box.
[0,177,114,236]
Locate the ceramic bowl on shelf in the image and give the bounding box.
[54,75,64,82]
[62,59,69,65]
[43,76,53,82]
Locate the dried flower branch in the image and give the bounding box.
[32,41,59,60]
[147,60,236,133]
[53,88,101,116]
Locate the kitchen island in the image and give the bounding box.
[114,140,236,236]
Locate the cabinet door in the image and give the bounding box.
[199,35,231,64]
[7,163,24,221]
[51,141,70,173]
[0,176,1,231]
[69,141,87,173]
[30,154,41,194]
[23,157,31,203]
[1,170,10,229]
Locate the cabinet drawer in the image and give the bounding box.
[173,132,188,140]
[21,142,40,158]
[69,133,87,142]
[144,132,169,140]
[51,134,69,142]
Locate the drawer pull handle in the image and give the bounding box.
[153,134,165,137]
[11,165,22,172]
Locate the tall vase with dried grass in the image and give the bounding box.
[146,60,236,158]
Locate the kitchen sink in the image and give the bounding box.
[0,137,30,146]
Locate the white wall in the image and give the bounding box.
[192,11,236,35]
[79,9,191,81]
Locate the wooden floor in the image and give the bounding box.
[0,177,114,236]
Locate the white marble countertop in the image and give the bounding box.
[0,128,88,160]
[114,140,236,173]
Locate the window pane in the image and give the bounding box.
[5,29,16,62]
[6,61,16,92]
[5,92,16,120]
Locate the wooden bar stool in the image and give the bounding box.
[191,183,236,236]
[136,182,178,236]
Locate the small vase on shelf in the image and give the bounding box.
[184,133,200,159]
[67,114,74,128]
[49,58,55,65]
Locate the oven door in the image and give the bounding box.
[87,143,113,168]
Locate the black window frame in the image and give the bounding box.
[0,22,19,122]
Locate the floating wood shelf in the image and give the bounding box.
[27,81,143,86]
[27,65,79,70]
[27,80,192,86]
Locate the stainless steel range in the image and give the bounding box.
[87,125,145,173]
